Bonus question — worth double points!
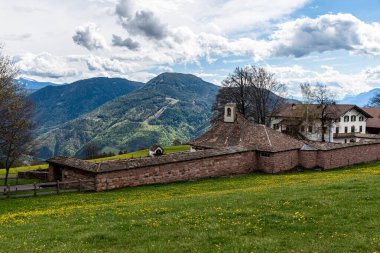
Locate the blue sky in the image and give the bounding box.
[1,0,380,98]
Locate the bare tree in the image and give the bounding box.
[0,48,35,185]
[248,66,286,124]
[368,92,380,107]
[212,66,286,125]
[300,83,336,142]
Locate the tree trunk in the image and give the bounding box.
[4,167,10,186]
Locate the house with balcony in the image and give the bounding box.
[270,104,376,143]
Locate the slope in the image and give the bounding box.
[35,73,219,158]
[29,77,144,133]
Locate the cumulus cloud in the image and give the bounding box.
[115,0,168,40]
[72,23,108,51]
[266,13,380,58]
[16,52,79,79]
[86,55,139,73]
[115,0,134,18]
[112,35,140,50]
[267,64,380,99]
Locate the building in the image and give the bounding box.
[271,104,373,143]
[362,107,380,134]
[47,103,380,192]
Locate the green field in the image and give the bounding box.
[0,162,379,252]
[0,145,190,177]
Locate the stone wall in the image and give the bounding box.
[317,143,380,169]
[48,142,380,192]
[258,150,299,173]
[95,150,257,191]
[298,151,318,169]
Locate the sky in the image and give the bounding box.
[1,0,380,99]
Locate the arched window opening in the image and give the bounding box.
[227,108,232,117]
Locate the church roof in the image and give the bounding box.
[189,113,304,152]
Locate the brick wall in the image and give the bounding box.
[318,143,380,169]
[258,150,299,173]
[48,142,380,192]
[95,151,257,191]
[298,151,318,169]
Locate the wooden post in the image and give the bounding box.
[6,185,10,199]
[79,180,82,193]
[56,181,60,194]
[33,183,37,197]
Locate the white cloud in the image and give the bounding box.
[72,23,108,51]
[16,52,79,79]
[267,64,380,99]
[265,13,380,58]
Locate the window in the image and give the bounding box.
[351,115,356,122]
[260,152,271,157]
[301,126,305,132]
[344,139,347,143]
[227,108,232,117]
[336,118,341,123]
[308,126,313,133]
[273,124,279,130]
[345,127,348,133]
[359,116,364,121]
[336,127,339,134]
[344,116,349,122]
[351,126,355,133]
[360,126,363,132]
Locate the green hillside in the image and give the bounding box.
[1,163,379,252]
[35,73,219,159]
[30,77,144,134]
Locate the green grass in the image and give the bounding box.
[0,162,380,252]
[0,145,190,177]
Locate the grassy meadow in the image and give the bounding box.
[0,162,379,252]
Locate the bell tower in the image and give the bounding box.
[224,103,237,123]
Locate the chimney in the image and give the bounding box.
[224,103,237,123]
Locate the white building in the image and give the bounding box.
[270,104,374,143]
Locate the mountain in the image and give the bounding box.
[35,73,220,159]
[30,77,144,134]
[339,88,380,106]
[17,78,60,93]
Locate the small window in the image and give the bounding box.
[336,118,341,123]
[345,127,348,133]
[336,127,339,134]
[273,124,279,130]
[359,116,364,121]
[301,126,305,132]
[260,152,271,157]
[227,108,232,117]
[308,126,313,133]
[360,126,363,132]
[344,116,349,122]
[351,126,355,133]
[351,115,356,122]
[344,139,347,143]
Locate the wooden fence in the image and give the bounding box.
[0,179,96,199]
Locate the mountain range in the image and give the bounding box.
[339,88,380,106]
[29,73,219,159]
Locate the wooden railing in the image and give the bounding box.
[0,179,96,199]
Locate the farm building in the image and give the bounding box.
[47,104,380,191]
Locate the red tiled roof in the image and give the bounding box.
[362,107,380,129]
[189,113,304,152]
[272,104,372,119]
